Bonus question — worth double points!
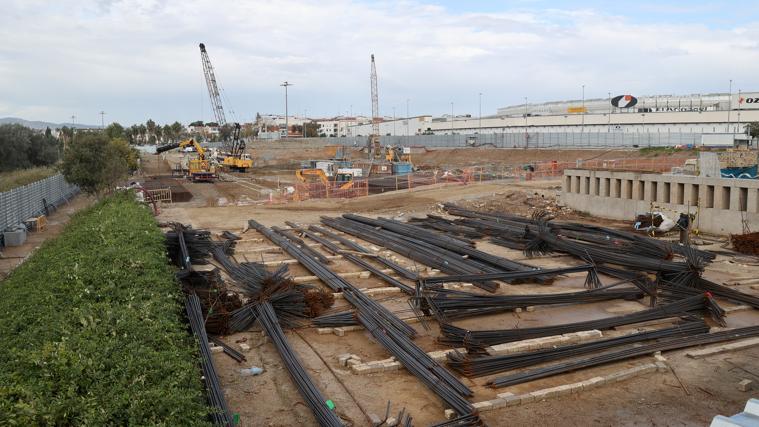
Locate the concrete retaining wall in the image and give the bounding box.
[562,169,759,235]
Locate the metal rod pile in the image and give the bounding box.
[185,293,234,426]
[447,321,709,377]
[438,293,721,349]
[419,283,643,320]
[255,301,344,427]
[488,324,759,388]
[312,310,357,327]
[285,221,414,295]
[321,216,535,292]
[307,224,418,280]
[249,219,482,422]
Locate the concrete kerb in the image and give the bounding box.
[444,362,660,418]
[349,330,603,375]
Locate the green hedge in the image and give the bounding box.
[0,192,209,425]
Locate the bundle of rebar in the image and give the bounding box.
[488,324,759,388]
[166,224,216,268]
[441,204,715,261]
[344,214,549,281]
[418,283,643,320]
[255,301,344,427]
[312,310,357,327]
[185,293,234,426]
[731,231,759,255]
[307,224,418,280]
[249,219,481,422]
[285,222,414,295]
[447,321,708,377]
[438,293,722,349]
[321,215,548,291]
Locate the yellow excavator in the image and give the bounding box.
[155,139,218,182]
[295,168,355,190]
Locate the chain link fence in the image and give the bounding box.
[1,174,79,237]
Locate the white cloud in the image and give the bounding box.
[0,0,757,125]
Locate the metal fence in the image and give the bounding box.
[299,132,703,149]
[1,174,79,235]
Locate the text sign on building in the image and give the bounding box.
[611,95,638,108]
[733,92,759,110]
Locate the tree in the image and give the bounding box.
[304,121,319,138]
[161,124,172,142]
[746,122,759,140]
[137,124,147,145]
[105,122,124,140]
[0,124,60,172]
[219,124,233,141]
[189,120,203,127]
[146,119,156,138]
[60,132,131,196]
[171,121,185,136]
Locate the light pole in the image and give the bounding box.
[478,92,482,133]
[524,97,528,128]
[303,108,307,138]
[450,102,454,133]
[280,81,293,138]
[581,84,585,131]
[727,79,733,133]
[406,98,410,138]
[392,107,396,136]
[738,89,742,135]
[608,91,612,131]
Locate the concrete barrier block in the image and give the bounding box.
[472,401,493,411]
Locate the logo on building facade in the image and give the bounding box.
[611,95,638,108]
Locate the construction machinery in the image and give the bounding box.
[156,139,217,182]
[368,54,382,159]
[199,43,252,172]
[296,168,355,190]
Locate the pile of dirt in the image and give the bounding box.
[455,189,582,220]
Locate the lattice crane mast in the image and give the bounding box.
[199,43,226,126]
[198,43,251,172]
[369,54,381,158]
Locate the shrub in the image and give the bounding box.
[0,192,209,425]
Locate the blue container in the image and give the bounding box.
[392,162,413,175]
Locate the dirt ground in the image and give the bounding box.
[150,146,758,427]
[0,194,92,279]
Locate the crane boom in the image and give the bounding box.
[199,43,227,126]
[369,54,381,158]
[370,54,379,137]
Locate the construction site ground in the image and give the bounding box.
[148,146,759,426]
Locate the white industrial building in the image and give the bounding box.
[346,116,433,137]
[342,92,759,137]
[315,116,370,137]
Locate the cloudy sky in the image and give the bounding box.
[1,0,758,126]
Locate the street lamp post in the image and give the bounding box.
[727,79,733,133]
[392,107,396,136]
[478,92,482,133]
[581,84,585,132]
[406,98,410,138]
[608,91,612,132]
[450,102,454,133]
[280,81,293,138]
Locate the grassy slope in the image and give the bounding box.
[0,192,208,425]
[0,166,58,192]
